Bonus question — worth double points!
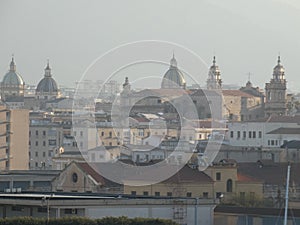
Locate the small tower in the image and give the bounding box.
[265,56,287,117]
[122,77,131,93]
[206,56,222,90]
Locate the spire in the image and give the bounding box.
[9,54,16,72]
[213,56,216,66]
[44,60,52,77]
[46,59,50,70]
[170,53,177,68]
[277,55,281,65]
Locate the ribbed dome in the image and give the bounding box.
[36,77,58,93]
[2,58,24,86]
[36,62,58,93]
[161,55,186,89]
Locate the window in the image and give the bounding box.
[80,131,83,137]
[29,131,31,137]
[186,192,192,197]
[143,191,149,196]
[35,141,38,146]
[48,140,57,146]
[243,131,246,139]
[109,131,112,138]
[43,131,46,136]
[226,179,233,192]
[275,140,278,146]
[167,192,172,197]
[216,192,222,198]
[72,173,78,183]
[237,131,240,139]
[37,207,47,213]
[43,141,46,146]
[43,152,46,157]
[155,192,160,197]
[240,192,245,201]
[101,131,104,136]
[268,140,270,146]
[253,131,256,138]
[64,209,77,214]
[12,206,24,212]
[138,129,144,137]
[157,99,162,104]
[203,192,209,198]
[248,131,252,138]
[230,131,234,138]
[216,172,221,181]
[259,131,262,138]
[131,191,136,196]
[36,130,38,136]
[271,140,274,146]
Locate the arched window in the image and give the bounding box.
[226,179,233,192]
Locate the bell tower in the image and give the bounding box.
[265,56,287,117]
[207,56,222,90]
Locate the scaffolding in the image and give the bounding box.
[173,199,187,225]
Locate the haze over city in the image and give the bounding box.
[1,1,300,225]
[1,0,300,91]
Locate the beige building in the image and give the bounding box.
[222,90,263,122]
[203,161,263,202]
[97,124,123,147]
[124,165,214,198]
[29,120,63,169]
[0,105,29,170]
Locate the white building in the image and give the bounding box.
[228,116,300,148]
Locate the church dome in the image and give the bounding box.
[36,61,58,93]
[161,55,186,89]
[2,57,24,86]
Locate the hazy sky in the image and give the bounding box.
[0,0,299,92]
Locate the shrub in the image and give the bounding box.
[0,216,178,225]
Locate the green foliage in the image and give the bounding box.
[0,216,178,225]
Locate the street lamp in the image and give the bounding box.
[42,194,54,222]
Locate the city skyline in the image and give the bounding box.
[0,0,300,92]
